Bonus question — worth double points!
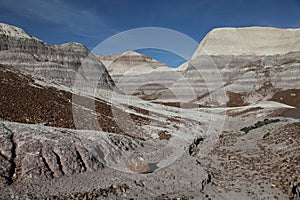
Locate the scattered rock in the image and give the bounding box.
[154,194,189,200]
[189,137,204,156]
[262,132,271,139]
[240,118,280,134]
[289,179,300,199]
[125,152,150,173]
[158,130,171,140]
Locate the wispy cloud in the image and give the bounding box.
[0,0,117,38]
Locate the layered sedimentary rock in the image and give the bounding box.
[95,54,119,69]
[96,50,169,76]
[96,50,182,100]
[0,23,114,88]
[184,27,300,107]
[96,27,300,107]
[176,61,190,71]
[193,27,300,56]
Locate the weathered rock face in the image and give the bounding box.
[0,23,115,88]
[180,27,300,107]
[96,50,169,76]
[0,122,104,185]
[0,63,146,185]
[95,27,300,107]
[96,51,192,102]
[0,120,145,187]
[95,54,120,69]
[96,51,183,101]
[193,27,300,56]
[125,152,150,173]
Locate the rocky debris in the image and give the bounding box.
[108,134,139,151]
[204,121,300,199]
[127,105,153,126]
[240,118,280,134]
[125,152,150,173]
[0,64,75,129]
[0,116,214,199]
[201,173,212,191]
[35,184,129,199]
[158,130,171,140]
[289,180,300,199]
[189,137,204,156]
[0,23,115,88]
[154,194,189,200]
[262,132,271,139]
[0,64,151,137]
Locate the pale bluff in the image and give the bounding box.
[185,27,300,107]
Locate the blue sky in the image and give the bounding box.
[0,0,300,67]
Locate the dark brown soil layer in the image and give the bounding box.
[0,64,150,137]
[280,108,300,119]
[270,89,300,108]
[226,91,248,107]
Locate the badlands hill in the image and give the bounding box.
[183,26,300,108]
[193,26,300,56]
[96,27,300,108]
[96,50,178,101]
[0,23,114,88]
[96,50,169,76]
[123,27,299,108]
